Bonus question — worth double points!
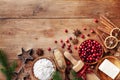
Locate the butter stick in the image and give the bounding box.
[99,59,120,79]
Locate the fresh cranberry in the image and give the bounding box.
[80,34,85,39]
[69,37,72,40]
[69,50,72,53]
[65,29,68,33]
[83,27,87,30]
[67,43,71,48]
[66,39,69,43]
[60,40,63,43]
[87,34,90,37]
[90,29,95,33]
[48,47,51,51]
[94,19,99,23]
[54,40,57,44]
[74,46,78,50]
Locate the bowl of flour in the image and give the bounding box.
[32,57,56,80]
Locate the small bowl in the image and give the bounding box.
[31,57,56,80]
[78,39,104,65]
[96,56,120,80]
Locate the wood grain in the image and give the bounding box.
[0,0,120,19]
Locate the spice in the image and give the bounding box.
[33,58,55,80]
[73,29,81,37]
[72,38,79,45]
[36,48,44,56]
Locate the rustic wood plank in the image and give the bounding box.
[0,19,120,59]
[0,0,120,19]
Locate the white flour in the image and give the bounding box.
[33,58,55,80]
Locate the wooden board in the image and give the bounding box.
[0,0,120,18]
[0,0,120,80]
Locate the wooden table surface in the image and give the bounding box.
[0,0,120,80]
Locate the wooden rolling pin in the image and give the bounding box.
[64,51,84,72]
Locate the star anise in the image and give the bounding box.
[36,48,44,56]
[18,48,34,64]
[72,38,79,45]
[73,29,81,37]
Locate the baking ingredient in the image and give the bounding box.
[54,40,58,44]
[80,34,85,39]
[90,29,95,33]
[33,58,55,80]
[48,47,51,51]
[72,38,79,45]
[73,29,81,37]
[69,37,73,40]
[104,36,118,49]
[53,49,66,72]
[94,19,98,23]
[110,28,120,40]
[79,39,103,63]
[65,29,68,33]
[36,48,44,56]
[98,59,120,79]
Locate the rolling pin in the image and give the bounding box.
[64,51,84,72]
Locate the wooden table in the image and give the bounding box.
[0,0,120,80]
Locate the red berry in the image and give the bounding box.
[69,37,72,40]
[87,34,90,37]
[60,40,63,43]
[74,46,78,50]
[67,61,71,65]
[94,19,98,23]
[67,43,71,47]
[48,47,51,51]
[69,50,72,53]
[54,40,57,43]
[66,39,69,43]
[80,34,85,39]
[83,27,87,30]
[90,29,95,33]
[65,29,68,33]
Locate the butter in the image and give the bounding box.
[98,59,120,79]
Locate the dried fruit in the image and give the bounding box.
[73,29,81,37]
[72,38,79,45]
[79,39,103,64]
[104,36,118,49]
[36,48,44,56]
[110,28,120,40]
